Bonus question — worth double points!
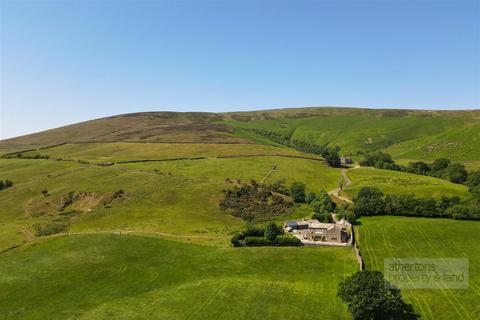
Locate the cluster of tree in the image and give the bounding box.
[230,222,301,247]
[249,129,341,167]
[338,270,418,320]
[468,171,480,203]
[220,181,292,222]
[353,186,480,220]
[360,152,469,184]
[305,189,358,223]
[0,179,13,191]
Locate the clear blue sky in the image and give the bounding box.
[1,1,479,139]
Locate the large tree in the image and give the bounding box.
[338,270,417,320]
[353,187,385,216]
[290,182,306,203]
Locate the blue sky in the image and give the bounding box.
[1,1,479,139]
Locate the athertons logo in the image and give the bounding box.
[384,258,468,289]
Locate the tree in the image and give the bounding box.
[360,151,394,167]
[431,158,451,171]
[337,270,418,320]
[323,147,341,167]
[264,222,282,241]
[305,192,317,204]
[467,171,480,202]
[311,190,336,213]
[353,187,384,216]
[407,162,431,175]
[4,180,13,188]
[445,163,468,183]
[0,180,4,190]
[290,182,306,203]
[311,212,333,223]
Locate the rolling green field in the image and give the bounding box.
[1,107,479,319]
[0,151,340,251]
[357,216,480,320]
[224,109,480,155]
[18,142,312,163]
[343,167,470,199]
[385,123,480,161]
[0,234,358,320]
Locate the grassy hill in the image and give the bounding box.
[357,216,480,320]
[343,167,470,200]
[0,106,479,319]
[2,107,479,164]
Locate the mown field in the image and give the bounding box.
[357,216,480,320]
[343,167,470,200]
[0,234,357,320]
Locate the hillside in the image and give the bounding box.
[0,106,479,320]
[2,108,480,164]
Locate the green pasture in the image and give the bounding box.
[343,167,470,199]
[19,142,311,163]
[225,113,471,154]
[118,156,341,192]
[386,123,480,161]
[357,216,480,320]
[0,234,357,320]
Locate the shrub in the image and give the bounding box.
[275,235,301,246]
[0,179,13,190]
[244,225,265,237]
[290,182,306,203]
[305,192,317,204]
[244,236,272,247]
[230,234,243,247]
[264,222,283,241]
[32,221,70,236]
[113,189,125,198]
[41,189,49,196]
[220,183,292,221]
[445,163,468,183]
[467,171,480,202]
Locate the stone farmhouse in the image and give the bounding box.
[284,219,352,245]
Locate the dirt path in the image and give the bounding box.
[16,225,35,241]
[328,165,360,203]
[260,165,277,184]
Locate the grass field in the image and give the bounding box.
[1,107,479,319]
[385,123,480,161]
[0,153,340,250]
[357,216,480,320]
[225,110,479,155]
[118,156,341,191]
[0,158,241,249]
[0,234,358,320]
[343,167,470,199]
[19,142,313,163]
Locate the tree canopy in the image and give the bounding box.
[337,270,418,320]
